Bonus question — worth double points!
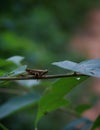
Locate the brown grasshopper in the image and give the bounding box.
[26,68,48,77]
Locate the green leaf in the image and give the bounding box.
[0,57,25,77]
[0,59,13,68]
[10,65,27,76]
[52,59,100,78]
[0,59,16,71]
[0,93,40,119]
[0,65,27,87]
[35,76,87,125]
[7,56,24,66]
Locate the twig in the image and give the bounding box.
[0,73,86,80]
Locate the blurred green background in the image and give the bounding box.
[0,0,100,130]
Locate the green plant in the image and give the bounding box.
[0,57,100,129]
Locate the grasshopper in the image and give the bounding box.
[26,68,48,77]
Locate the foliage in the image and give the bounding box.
[0,57,100,129]
[53,59,100,78]
[0,93,40,119]
[35,76,87,126]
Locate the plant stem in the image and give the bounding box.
[0,73,86,80]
